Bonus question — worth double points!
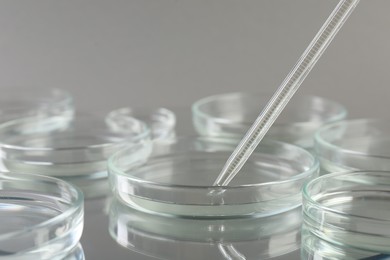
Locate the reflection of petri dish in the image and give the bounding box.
[109,136,319,218]
[315,119,390,173]
[302,171,390,259]
[0,87,73,123]
[109,197,301,260]
[0,173,83,259]
[192,92,347,149]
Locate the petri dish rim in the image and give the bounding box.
[0,115,151,153]
[0,87,73,109]
[0,172,84,241]
[0,87,74,124]
[302,170,390,255]
[192,92,347,127]
[109,136,319,190]
[314,118,390,159]
[303,170,390,217]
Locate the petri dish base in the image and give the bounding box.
[109,136,319,219]
[0,173,84,259]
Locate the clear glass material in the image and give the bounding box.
[302,171,390,259]
[192,92,347,149]
[315,119,390,174]
[0,107,175,198]
[109,197,301,260]
[109,136,319,218]
[64,244,85,260]
[0,87,73,123]
[0,173,84,260]
[106,107,176,140]
[210,0,358,186]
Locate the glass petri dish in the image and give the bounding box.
[109,197,302,260]
[302,171,390,259]
[109,136,319,218]
[0,172,84,259]
[192,92,347,149]
[0,108,175,198]
[315,119,390,174]
[0,87,73,123]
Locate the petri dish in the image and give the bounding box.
[192,92,347,149]
[109,197,302,260]
[109,136,319,218]
[315,119,390,174]
[302,171,390,259]
[0,87,73,123]
[0,108,175,198]
[0,172,84,260]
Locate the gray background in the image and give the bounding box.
[0,1,389,259]
[0,0,389,119]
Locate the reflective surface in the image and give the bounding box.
[81,194,301,260]
[109,197,301,260]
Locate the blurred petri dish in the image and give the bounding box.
[109,197,301,260]
[302,171,390,259]
[64,244,85,260]
[192,92,346,149]
[315,119,390,174]
[109,136,319,218]
[106,107,176,141]
[0,107,175,198]
[0,87,73,123]
[0,172,83,259]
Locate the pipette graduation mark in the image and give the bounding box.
[214,0,360,186]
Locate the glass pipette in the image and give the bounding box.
[214,0,360,186]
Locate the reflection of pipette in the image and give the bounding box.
[214,0,360,186]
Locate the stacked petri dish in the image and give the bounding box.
[192,92,347,149]
[302,171,390,259]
